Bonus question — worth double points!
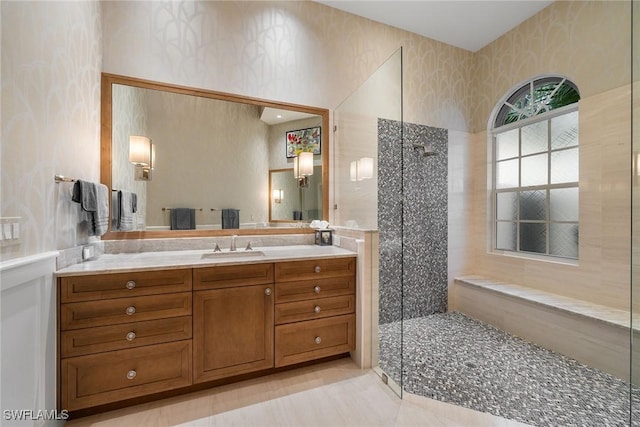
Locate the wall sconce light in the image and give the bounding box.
[129,136,151,166]
[273,188,283,204]
[350,157,374,181]
[129,136,154,181]
[294,151,314,187]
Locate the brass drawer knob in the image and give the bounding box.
[314,336,322,345]
[125,306,136,316]
[265,287,272,296]
[126,332,136,341]
[127,370,137,380]
[314,265,321,273]
[313,285,321,294]
[126,280,136,290]
[314,305,321,313]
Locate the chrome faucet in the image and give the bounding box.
[230,235,238,251]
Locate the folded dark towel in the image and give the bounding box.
[117,190,135,231]
[72,180,108,236]
[72,180,98,212]
[170,208,196,230]
[222,209,240,229]
[111,191,119,229]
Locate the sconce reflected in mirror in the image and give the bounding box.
[350,157,374,181]
[294,151,314,188]
[129,135,155,181]
[273,188,283,204]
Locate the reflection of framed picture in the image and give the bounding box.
[286,126,321,158]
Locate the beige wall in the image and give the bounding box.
[472,0,630,133]
[461,86,631,311]
[1,1,102,260]
[456,1,632,310]
[0,0,633,314]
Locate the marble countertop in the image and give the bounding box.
[55,245,356,277]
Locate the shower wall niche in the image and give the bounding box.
[378,119,449,325]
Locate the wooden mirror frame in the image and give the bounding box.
[100,73,329,239]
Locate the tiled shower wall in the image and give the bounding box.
[378,119,448,324]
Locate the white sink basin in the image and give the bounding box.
[201,250,265,259]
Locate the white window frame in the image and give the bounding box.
[489,77,580,261]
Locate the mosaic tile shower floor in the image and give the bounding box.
[379,312,639,427]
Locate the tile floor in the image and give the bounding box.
[66,358,529,427]
[379,313,637,426]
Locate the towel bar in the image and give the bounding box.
[54,175,77,183]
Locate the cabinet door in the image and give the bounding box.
[193,284,274,383]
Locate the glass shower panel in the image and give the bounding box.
[333,48,403,396]
[633,1,640,423]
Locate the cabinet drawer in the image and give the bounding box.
[61,340,192,411]
[194,263,273,290]
[275,314,355,367]
[275,295,354,325]
[61,316,192,358]
[275,276,355,303]
[60,292,192,330]
[60,269,192,303]
[274,257,355,283]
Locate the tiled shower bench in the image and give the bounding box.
[453,276,636,382]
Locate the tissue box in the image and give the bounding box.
[314,229,333,246]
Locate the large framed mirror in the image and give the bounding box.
[100,73,329,239]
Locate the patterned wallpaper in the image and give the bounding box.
[101,0,476,132]
[1,1,102,260]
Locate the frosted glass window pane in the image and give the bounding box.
[550,187,578,221]
[496,159,519,189]
[496,192,517,220]
[550,223,579,258]
[519,190,546,221]
[551,147,578,184]
[551,111,578,149]
[520,223,546,254]
[521,121,548,155]
[521,153,547,187]
[496,222,516,251]
[496,129,519,160]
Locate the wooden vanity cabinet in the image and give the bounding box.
[57,256,355,414]
[193,263,275,383]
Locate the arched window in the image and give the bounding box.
[490,76,580,259]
